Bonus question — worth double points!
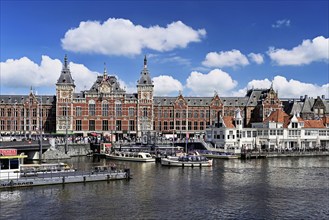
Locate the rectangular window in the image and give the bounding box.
[33,108,37,117]
[128,108,135,117]
[188,121,192,131]
[182,121,186,130]
[200,122,204,130]
[163,110,168,118]
[129,120,135,131]
[194,121,198,130]
[0,120,5,130]
[76,120,82,131]
[175,121,180,130]
[193,110,198,118]
[89,104,95,116]
[21,120,24,130]
[170,110,174,118]
[89,120,95,131]
[76,107,82,117]
[164,121,168,130]
[32,120,37,130]
[7,120,11,130]
[116,103,122,117]
[176,111,180,118]
[62,106,68,116]
[7,108,12,117]
[170,121,174,130]
[0,108,4,117]
[102,120,108,131]
[158,109,162,119]
[200,111,205,118]
[102,103,109,117]
[116,120,122,131]
[143,107,148,117]
[206,110,210,118]
[21,109,24,117]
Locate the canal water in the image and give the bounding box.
[1,156,329,219]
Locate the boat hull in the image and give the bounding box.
[106,155,155,162]
[161,158,213,167]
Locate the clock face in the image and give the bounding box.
[62,91,68,98]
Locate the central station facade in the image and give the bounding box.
[0,55,328,144]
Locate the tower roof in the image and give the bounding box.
[56,55,75,86]
[137,55,153,86]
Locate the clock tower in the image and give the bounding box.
[56,55,75,134]
[137,56,154,142]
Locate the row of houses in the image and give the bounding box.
[0,55,328,146]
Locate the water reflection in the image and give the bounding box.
[1,156,328,219]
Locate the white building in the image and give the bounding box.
[206,108,329,151]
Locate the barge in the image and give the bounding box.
[0,149,131,190]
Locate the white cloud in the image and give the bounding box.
[186,69,238,96]
[61,18,206,56]
[268,36,329,65]
[153,75,183,96]
[0,56,97,93]
[248,53,264,64]
[272,19,291,28]
[239,76,329,98]
[202,50,249,68]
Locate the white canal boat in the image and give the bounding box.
[161,155,213,167]
[0,149,131,190]
[106,151,155,162]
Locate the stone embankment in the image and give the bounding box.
[42,143,92,160]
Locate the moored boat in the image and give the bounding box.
[106,151,155,162]
[199,151,240,159]
[20,162,76,176]
[0,149,131,190]
[161,155,213,167]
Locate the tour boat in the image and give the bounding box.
[199,151,240,159]
[20,162,76,176]
[0,149,28,180]
[0,149,131,190]
[161,155,213,167]
[106,151,155,162]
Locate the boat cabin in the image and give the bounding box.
[0,149,27,180]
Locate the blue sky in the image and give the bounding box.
[1,0,328,98]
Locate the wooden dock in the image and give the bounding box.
[241,151,329,159]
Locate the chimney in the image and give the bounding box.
[304,95,308,100]
[321,95,325,99]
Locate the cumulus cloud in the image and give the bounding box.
[272,19,291,28]
[240,76,329,98]
[268,36,329,65]
[202,50,249,68]
[248,53,264,64]
[153,75,183,96]
[61,18,206,56]
[186,69,238,96]
[0,56,97,93]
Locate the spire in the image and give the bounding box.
[137,55,153,86]
[64,54,68,69]
[56,55,75,87]
[103,62,108,76]
[144,55,147,68]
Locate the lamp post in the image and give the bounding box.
[39,96,43,163]
[65,102,68,154]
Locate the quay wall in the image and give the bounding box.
[41,143,91,160]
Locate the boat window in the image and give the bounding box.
[0,159,10,170]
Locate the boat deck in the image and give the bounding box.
[0,169,131,190]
